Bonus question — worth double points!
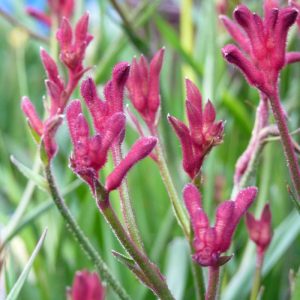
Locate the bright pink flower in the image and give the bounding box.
[105,137,157,191]
[26,0,74,27]
[183,184,257,267]
[168,79,224,179]
[80,62,130,136]
[221,1,299,95]
[26,7,52,26]
[21,15,92,161]
[127,48,165,129]
[67,99,156,192]
[57,14,93,80]
[67,270,105,300]
[246,204,272,257]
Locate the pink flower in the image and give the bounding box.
[127,48,165,129]
[246,204,272,258]
[221,1,299,95]
[67,270,105,300]
[66,99,157,192]
[183,184,257,267]
[57,14,93,80]
[21,15,92,161]
[80,62,130,138]
[26,0,74,27]
[168,79,224,179]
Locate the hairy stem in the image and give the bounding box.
[152,129,190,237]
[206,266,220,300]
[97,197,175,300]
[269,88,300,201]
[111,144,144,251]
[44,164,130,300]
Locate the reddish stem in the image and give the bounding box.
[268,87,300,201]
[206,266,220,300]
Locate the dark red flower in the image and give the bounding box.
[67,270,105,300]
[168,79,224,179]
[221,0,299,95]
[246,204,272,257]
[184,184,257,267]
[127,48,165,129]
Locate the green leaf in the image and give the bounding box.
[222,211,300,300]
[165,238,189,300]
[10,155,48,191]
[291,267,300,300]
[6,229,48,300]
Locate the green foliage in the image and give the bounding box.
[0,0,300,299]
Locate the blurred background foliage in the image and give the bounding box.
[0,0,300,299]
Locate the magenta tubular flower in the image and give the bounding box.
[67,99,156,192]
[168,79,224,179]
[105,137,157,191]
[21,14,92,161]
[67,270,105,300]
[246,204,272,261]
[127,48,165,130]
[57,14,93,82]
[183,184,257,267]
[221,1,299,95]
[80,62,130,137]
[26,0,74,27]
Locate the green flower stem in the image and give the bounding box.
[250,255,263,300]
[111,144,144,251]
[206,266,220,300]
[96,195,175,300]
[269,88,300,201]
[44,164,130,300]
[152,130,190,238]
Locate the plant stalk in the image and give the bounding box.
[206,266,220,300]
[268,88,300,201]
[250,260,262,300]
[97,198,175,300]
[111,144,144,251]
[44,164,130,300]
[152,130,190,238]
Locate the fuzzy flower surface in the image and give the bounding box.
[168,79,224,179]
[67,73,157,193]
[127,48,165,129]
[183,184,257,267]
[221,0,299,95]
[67,270,105,300]
[21,14,92,161]
[246,204,272,258]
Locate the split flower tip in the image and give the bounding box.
[221,1,299,96]
[246,203,272,255]
[105,137,157,192]
[183,183,257,267]
[127,48,165,127]
[67,270,105,300]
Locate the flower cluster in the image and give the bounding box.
[221,0,299,96]
[67,270,105,300]
[67,65,157,193]
[26,0,74,27]
[246,204,272,259]
[127,48,165,130]
[183,184,257,267]
[168,79,224,179]
[21,14,92,160]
